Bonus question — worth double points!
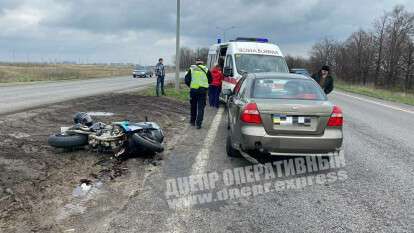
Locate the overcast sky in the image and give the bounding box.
[1,0,413,65]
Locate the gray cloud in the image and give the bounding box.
[1,0,414,64]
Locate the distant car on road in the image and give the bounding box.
[290,68,311,77]
[223,72,343,159]
[133,66,153,78]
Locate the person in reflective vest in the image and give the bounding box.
[185,58,212,129]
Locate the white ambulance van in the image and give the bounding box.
[206,37,289,100]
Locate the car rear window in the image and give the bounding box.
[252,78,326,100]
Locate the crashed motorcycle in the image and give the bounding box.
[48,112,164,156]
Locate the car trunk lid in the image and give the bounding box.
[255,99,333,135]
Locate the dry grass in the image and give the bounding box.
[0,63,133,83]
[336,80,414,106]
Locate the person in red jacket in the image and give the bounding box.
[208,59,224,108]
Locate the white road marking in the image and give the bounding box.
[192,107,224,174]
[180,108,224,207]
[334,91,414,115]
[162,108,224,233]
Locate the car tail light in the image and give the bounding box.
[327,105,343,127]
[241,103,262,124]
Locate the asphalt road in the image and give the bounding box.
[79,90,413,233]
[0,74,178,115]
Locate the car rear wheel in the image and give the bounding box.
[226,135,241,157]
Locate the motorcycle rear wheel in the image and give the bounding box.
[48,133,88,148]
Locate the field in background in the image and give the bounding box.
[0,63,133,83]
[336,80,414,106]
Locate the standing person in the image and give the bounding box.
[208,58,224,108]
[311,65,334,94]
[185,58,212,129]
[155,58,165,96]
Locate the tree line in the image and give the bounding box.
[286,5,414,92]
[176,47,209,70]
[177,5,413,92]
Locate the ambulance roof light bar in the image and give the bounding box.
[230,37,269,43]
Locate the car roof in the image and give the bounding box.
[246,72,310,80]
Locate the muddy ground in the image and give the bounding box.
[0,93,189,232]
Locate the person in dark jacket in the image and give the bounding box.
[185,58,212,129]
[155,58,165,96]
[311,65,334,94]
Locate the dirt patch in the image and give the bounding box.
[0,93,189,232]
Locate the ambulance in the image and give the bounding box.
[206,37,289,101]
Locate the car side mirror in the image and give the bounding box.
[223,67,233,77]
[222,88,233,96]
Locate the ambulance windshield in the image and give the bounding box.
[234,54,289,74]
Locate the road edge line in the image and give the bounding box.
[334,91,414,115]
[192,107,224,174]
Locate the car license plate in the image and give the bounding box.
[273,115,311,126]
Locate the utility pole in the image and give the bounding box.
[175,0,181,90]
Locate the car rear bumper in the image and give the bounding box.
[239,125,343,155]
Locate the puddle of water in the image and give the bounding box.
[87,112,115,116]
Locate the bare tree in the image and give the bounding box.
[177,47,209,70]
[195,48,209,63]
[383,5,414,88]
[178,47,195,70]
[309,37,340,71]
[345,30,375,85]
[373,13,389,86]
[285,55,311,71]
[305,4,414,92]
[402,33,414,92]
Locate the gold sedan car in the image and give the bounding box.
[224,73,343,158]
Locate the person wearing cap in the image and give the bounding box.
[185,58,212,129]
[311,65,334,94]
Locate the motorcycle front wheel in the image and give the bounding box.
[131,133,164,153]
